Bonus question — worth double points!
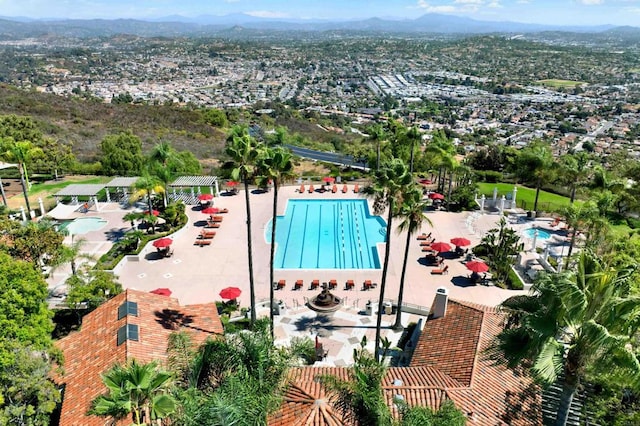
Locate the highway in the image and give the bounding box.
[283,144,369,170]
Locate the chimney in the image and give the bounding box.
[431,287,449,319]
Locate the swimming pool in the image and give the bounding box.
[58,217,108,235]
[267,199,386,269]
[523,227,551,240]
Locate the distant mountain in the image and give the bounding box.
[0,13,635,39]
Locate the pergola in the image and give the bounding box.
[54,184,106,211]
[104,177,139,203]
[168,176,219,204]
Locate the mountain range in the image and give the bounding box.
[0,13,637,39]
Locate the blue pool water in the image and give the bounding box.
[59,217,107,235]
[523,227,551,240]
[266,199,386,269]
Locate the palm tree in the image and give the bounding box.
[225,129,261,326]
[368,124,386,171]
[364,158,413,361]
[1,138,42,213]
[257,146,294,339]
[559,152,591,204]
[492,250,640,426]
[515,142,555,212]
[561,201,606,259]
[424,131,456,194]
[90,359,177,425]
[149,141,181,207]
[58,235,95,275]
[405,126,421,173]
[132,173,164,234]
[393,186,431,330]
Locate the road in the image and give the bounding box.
[284,144,369,170]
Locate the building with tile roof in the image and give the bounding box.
[270,290,541,425]
[53,289,223,426]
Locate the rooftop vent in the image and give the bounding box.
[432,287,449,319]
[393,379,403,386]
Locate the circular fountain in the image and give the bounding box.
[308,284,342,313]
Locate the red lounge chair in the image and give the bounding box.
[421,246,434,252]
[353,184,359,193]
[431,265,449,275]
[346,279,355,290]
[205,222,221,228]
[276,279,286,290]
[342,184,348,193]
[332,184,338,193]
[308,185,315,194]
[194,239,212,246]
[363,280,377,290]
[294,279,303,290]
[211,215,224,222]
[299,184,305,193]
[200,231,216,239]
[329,279,337,289]
[417,233,428,240]
[310,279,320,290]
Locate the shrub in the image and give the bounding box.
[472,244,489,257]
[507,268,524,290]
[475,170,502,183]
[627,217,640,229]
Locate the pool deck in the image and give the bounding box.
[47,184,533,362]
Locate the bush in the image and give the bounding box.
[475,170,503,183]
[289,336,316,365]
[627,217,640,229]
[507,268,524,290]
[472,244,489,257]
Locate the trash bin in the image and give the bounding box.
[365,301,373,316]
[383,301,393,315]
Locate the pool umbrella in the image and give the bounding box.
[152,237,173,249]
[450,237,471,247]
[428,192,444,200]
[201,207,220,215]
[322,176,335,184]
[219,286,242,300]
[227,181,239,187]
[198,193,213,201]
[150,288,172,296]
[144,209,160,216]
[430,241,452,253]
[466,260,489,273]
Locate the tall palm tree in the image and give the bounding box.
[364,158,413,361]
[149,141,181,207]
[405,126,421,173]
[1,138,42,213]
[393,186,431,330]
[257,146,294,340]
[132,173,164,234]
[492,250,640,426]
[424,131,456,194]
[368,124,386,171]
[559,152,590,204]
[561,201,605,259]
[226,129,261,326]
[515,142,555,212]
[90,359,177,425]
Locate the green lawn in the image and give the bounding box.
[30,176,111,195]
[477,183,577,213]
[535,79,586,88]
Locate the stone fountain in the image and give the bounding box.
[308,284,342,313]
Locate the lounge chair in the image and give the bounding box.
[417,232,432,241]
[342,184,348,193]
[205,222,221,228]
[194,239,212,246]
[363,280,376,290]
[200,230,216,239]
[211,215,224,222]
[218,208,229,214]
[421,246,434,252]
[294,279,303,290]
[310,279,320,290]
[345,279,355,290]
[299,184,305,193]
[308,185,315,194]
[328,279,337,289]
[275,279,286,290]
[353,184,359,193]
[431,265,449,275]
[332,184,338,193]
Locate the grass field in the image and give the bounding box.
[7,175,111,210]
[477,183,577,213]
[535,79,587,88]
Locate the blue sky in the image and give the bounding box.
[1,0,639,26]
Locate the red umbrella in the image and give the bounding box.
[150,288,172,296]
[428,193,444,200]
[219,286,242,300]
[322,176,335,184]
[144,209,160,216]
[227,181,239,187]
[152,237,173,248]
[450,237,471,247]
[419,179,432,185]
[198,193,213,201]
[466,260,489,273]
[201,207,220,215]
[430,241,452,253]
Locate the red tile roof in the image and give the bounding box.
[54,289,223,426]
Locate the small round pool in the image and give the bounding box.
[523,227,551,240]
[59,217,107,235]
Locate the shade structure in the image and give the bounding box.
[152,237,173,248]
[198,193,214,201]
[227,181,239,187]
[430,241,452,253]
[150,288,172,296]
[144,209,160,216]
[450,237,471,247]
[428,192,445,200]
[322,176,335,184]
[219,286,242,300]
[201,207,219,215]
[466,260,489,273]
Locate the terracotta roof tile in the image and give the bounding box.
[54,289,223,426]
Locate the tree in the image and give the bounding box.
[225,128,261,326]
[56,235,95,275]
[424,131,457,194]
[65,269,122,315]
[393,186,431,330]
[99,131,144,176]
[397,400,466,426]
[257,146,294,340]
[364,158,413,361]
[368,124,387,171]
[32,137,76,180]
[513,141,555,212]
[202,108,228,128]
[492,250,640,426]
[1,137,43,213]
[558,152,590,204]
[132,173,164,234]
[478,217,520,286]
[2,218,65,268]
[0,252,59,425]
[90,359,177,425]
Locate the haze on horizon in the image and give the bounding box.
[0,0,639,27]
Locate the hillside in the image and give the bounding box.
[0,84,227,160]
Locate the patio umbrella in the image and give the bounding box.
[430,241,452,253]
[219,286,242,300]
[201,207,220,215]
[198,193,213,201]
[227,181,239,187]
[419,179,432,185]
[466,260,489,273]
[150,288,172,296]
[144,209,160,216]
[152,237,173,249]
[428,192,444,200]
[450,237,471,247]
[322,176,335,184]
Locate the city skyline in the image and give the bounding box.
[0,0,639,27]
